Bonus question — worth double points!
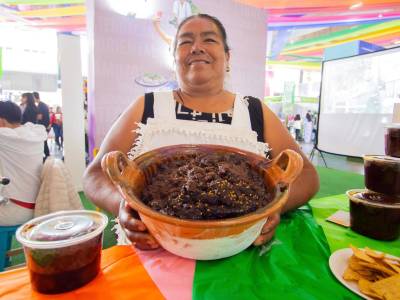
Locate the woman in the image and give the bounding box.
[293,114,302,142]
[21,92,38,125]
[303,111,313,144]
[50,106,63,149]
[83,14,319,250]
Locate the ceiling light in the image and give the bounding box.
[378,14,383,18]
[394,40,400,45]
[349,2,363,10]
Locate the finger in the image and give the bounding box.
[124,229,160,250]
[124,217,148,233]
[253,229,276,246]
[119,202,147,232]
[260,214,280,235]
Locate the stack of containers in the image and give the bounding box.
[346,124,400,241]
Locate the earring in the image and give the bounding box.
[226,65,230,73]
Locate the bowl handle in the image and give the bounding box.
[269,149,303,186]
[101,151,145,195]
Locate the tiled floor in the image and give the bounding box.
[48,138,64,160]
[300,142,364,175]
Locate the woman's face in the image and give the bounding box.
[21,96,27,104]
[174,17,229,89]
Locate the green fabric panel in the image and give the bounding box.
[283,20,400,51]
[315,166,364,198]
[2,0,84,4]
[309,194,400,257]
[193,208,357,300]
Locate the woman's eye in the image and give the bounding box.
[179,40,191,46]
[205,39,216,43]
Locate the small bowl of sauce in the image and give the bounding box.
[347,189,400,241]
[16,210,108,294]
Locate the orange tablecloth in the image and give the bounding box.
[0,246,165,300]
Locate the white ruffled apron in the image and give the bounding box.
[115,91,270,245]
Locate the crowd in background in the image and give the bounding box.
[19,92,63,158]
[286,110,317,144]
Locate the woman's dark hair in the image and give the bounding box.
[173,14,231,56]
[306,113,312,122]
[22,92,36,108]
[21,92,38,124]
[0,101,22,124]
[32,91,40,100]
[294,114,301,121]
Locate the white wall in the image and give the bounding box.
[57,34,86,191]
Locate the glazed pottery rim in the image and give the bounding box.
[346,189,400,209]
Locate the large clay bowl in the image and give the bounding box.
[102,144,303,260]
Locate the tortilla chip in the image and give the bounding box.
[365,247,385,260]
[358,278,383,299]
[343,266,362,281]
[370,274,400,300]
[349,256,367,270]
[384,259,400,274]
[358,261,397,276]
[343,246,400,299]
[350,245,376,263]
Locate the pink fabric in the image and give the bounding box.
[136,248,195,300]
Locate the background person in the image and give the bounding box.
[83,14,319,250]
[293,114,302,142]
[0,101,47,225]
[50,106,63,150]
[303,111,313,143]
[33,92,50,159]
[21,92,38,125]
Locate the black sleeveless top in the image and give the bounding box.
[140,92,265,143]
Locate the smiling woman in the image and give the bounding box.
[83,14,319,251]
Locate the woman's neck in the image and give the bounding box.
[175,87,235,113]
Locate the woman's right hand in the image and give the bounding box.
[118,200,160,250]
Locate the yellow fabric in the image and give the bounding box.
[0,246,165,300]
[17,6,85,17]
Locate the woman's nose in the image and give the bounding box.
[190,41,205,54]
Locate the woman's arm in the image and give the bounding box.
[262,103,320,212]
[152,17,172,46]
[82,96,145,216]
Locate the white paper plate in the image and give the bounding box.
[329,248,373,300]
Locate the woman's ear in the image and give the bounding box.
[225,51,231,72]
[226,51,230,64]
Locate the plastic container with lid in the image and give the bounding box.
[385,123,400,158]
[363,155,400,198]
[16,210,108,294]
[347,189,400,241]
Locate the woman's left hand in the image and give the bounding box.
[253,213,280,246]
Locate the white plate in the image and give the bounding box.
[329,248,372,300]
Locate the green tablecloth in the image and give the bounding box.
[309,194,400,257]
[194,206,359,300]
[193,170,399,300]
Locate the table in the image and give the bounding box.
[1,195,399,300]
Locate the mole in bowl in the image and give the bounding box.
[363,155,400,198]
[347,189,400,241]
[385,123,400,158]
[16,210,108,294]
[141,152,274,220]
